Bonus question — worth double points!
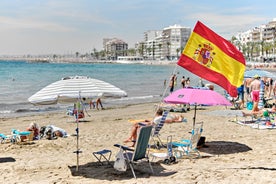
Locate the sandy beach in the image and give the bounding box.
[1,102,276,184]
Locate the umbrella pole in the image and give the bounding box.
[193,104,197,129]
[76,118,79,172]
[74,93,82,172]
[73,104,80,172]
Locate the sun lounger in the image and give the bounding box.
[11,129,33,143]
[0,133,13,143]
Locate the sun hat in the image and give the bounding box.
[254,74,260,79]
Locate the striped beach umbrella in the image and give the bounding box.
[28,76,127,172]
[28,76,127,105]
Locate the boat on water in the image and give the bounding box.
[115,56,144,64]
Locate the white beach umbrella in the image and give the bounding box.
[28,76,127,105]
[28,76,127,172]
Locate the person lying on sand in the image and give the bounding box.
[124,108,185,147]
[42,125,68,139]
[242,104,276,118]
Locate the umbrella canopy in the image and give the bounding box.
[164,87,232,106]
[164,87,232,128]
[28,76,127,105]
[244,69,276,79]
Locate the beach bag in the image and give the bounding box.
[114,147,127,171]
[197,136,206,148]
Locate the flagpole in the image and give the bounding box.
[193,104,197,129]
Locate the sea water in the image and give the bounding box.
[0,60,216,117]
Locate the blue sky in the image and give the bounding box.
[0,0,275,55]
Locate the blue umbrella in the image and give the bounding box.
[244,69,276,78]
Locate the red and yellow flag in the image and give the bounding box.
[178,21,245,97]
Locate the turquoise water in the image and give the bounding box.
[1,60,205,117]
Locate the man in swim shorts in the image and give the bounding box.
[251,90,259,102]
[250,75,261,112]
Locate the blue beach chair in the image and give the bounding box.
[0,133,13,143]
[11,129,32,143]
[151,110,169,149]
[172,122,203,158]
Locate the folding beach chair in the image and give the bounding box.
[151,110,169,149]
[0,133,13,144]
[151,135,177,164]
[172,122,203,158]
[114,125,154,179]
[11,129,33,143]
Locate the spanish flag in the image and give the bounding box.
[178,21,245,97]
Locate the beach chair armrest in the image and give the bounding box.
[114,144,134,152]
[138,122,147,126]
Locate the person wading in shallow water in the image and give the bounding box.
[169,74,176,93]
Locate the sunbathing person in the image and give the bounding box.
[241,110,263,117]
[26,122,40,140]
[242,104,276,118]
[124,108,185,146]
[43,125,68,139]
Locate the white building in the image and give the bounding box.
[103,38,128,60]
[139,24,191,61]
[162,24,191,60]
[235,18,276,61]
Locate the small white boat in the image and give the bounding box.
[116,56,144,64]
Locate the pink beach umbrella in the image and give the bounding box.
[164,87,232,128]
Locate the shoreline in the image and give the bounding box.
[2,57,276,70]
[0,57,178,66]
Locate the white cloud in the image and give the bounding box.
[185,12,269,39]
[0,16,75,32]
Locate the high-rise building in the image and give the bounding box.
[161,24,191,61]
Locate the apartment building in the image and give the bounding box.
[103,24,191,61]
[103,38,128,60]
[138,24,191,60]
[235,18,276,60]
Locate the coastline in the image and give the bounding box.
[0,56,178,66]
[1,58,276,119]
[1,102,276,183]
[2,56,276,69]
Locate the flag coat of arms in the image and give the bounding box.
[178,21,245,97]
